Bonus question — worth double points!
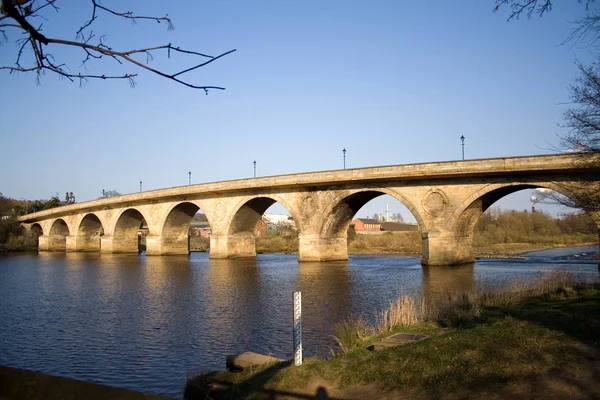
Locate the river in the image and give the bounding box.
[0,246,598,397]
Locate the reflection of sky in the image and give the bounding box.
[0,250,598,397]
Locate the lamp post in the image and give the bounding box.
[139,181,142,192]
[253,160,257,178]
[343,148,346,169]
[460,135,465,160]
[189,171,191,185]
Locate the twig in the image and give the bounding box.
[0,0,234,90]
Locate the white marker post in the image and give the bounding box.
[293,291,302,366]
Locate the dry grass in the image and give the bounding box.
[332,316,372,353]
[256,236,299,254]
[348,232,421,254]
[334,269,585,350]
[377,295,425,332]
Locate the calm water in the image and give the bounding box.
[0,247,598,397]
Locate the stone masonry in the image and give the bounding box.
[20,154,600,266]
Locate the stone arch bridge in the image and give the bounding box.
[19,154,600,265]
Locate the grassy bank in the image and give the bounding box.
[185,272,600,399]
[195,233,597,258]
[348,232,422,255]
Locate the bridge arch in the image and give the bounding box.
[451,182,600,240]
[221,195,300,258]
[297,188,426,261]
[31,223,43,236]
[320,188,425,238]
[112,208,148,253]
[76,213,104,252]
[48,218,70,251]
[159,201,211,255]
[30,223,43,248]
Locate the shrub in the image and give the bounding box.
[332,316,372,353]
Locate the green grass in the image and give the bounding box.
[185,280,600,400]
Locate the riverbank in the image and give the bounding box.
[0,365,175,400]
[474,242,599,259]
[185,275,600,399]
[190,234,598,259]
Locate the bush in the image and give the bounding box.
[332,316,372,353]
[0,219,38,251]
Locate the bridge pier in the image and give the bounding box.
[66,235,100,252]
[298,234,347,262]
[49,234,67,251]
[38,235,50,251]
[145,235,190,255]
[421,232,474,266]
[100,235,139,254]
[209,233,256,259]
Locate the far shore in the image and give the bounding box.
[253,240,599,259]
[2,239,596,260]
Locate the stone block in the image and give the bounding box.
[225,352,284,371]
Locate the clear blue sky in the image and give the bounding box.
[0,0,593,220]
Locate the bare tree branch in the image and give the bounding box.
[493,0,554,21]
[493,0,596,21]
[492,1,600,213]
[0,0,235,91]
[75,0,174,41]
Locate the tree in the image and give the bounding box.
[64,191,75,203]
[42,195,60,210]
[0,0,235,91]
[552,61,600,211]
[392,212,405,223]
[372,213,384,221]
[100,189,121,198]
[494,0,600,212]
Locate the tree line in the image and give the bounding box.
[0,192,76,251]
[475,207,596,245]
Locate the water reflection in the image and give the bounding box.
[205,258,263,356]
[421,264,475,301]
[0,250,598,398]
[298,261,351,355]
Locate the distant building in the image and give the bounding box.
[190,226,211,237]
[255,219,267,237]
[185,212,296,238]
[381,222,419,232]
[189,213,211,237]
[254,214,296,237]
[352,218,382,233]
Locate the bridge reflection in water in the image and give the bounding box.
[1,251,597,397]
[422,264,475,301]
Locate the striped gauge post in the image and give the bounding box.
[293,291,302,366]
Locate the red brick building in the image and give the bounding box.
[352,218,382,233]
